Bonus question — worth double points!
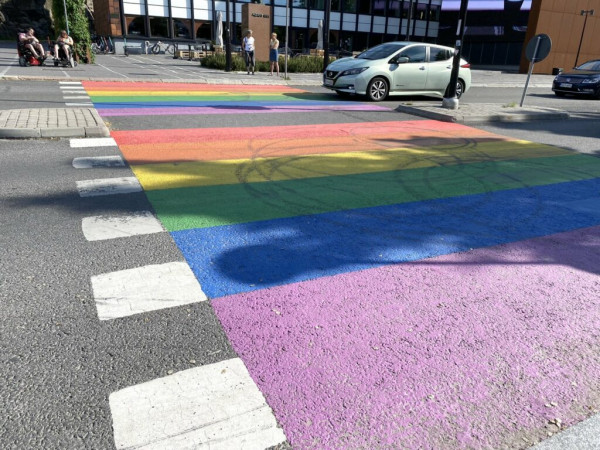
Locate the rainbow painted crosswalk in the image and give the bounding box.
[85,81,388,116]
[85,81,600,449]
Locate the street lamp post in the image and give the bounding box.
[62,0,70,34]
[442,0,468,110]
[323,0,331,71]
[575,9,594,68]
[225,0,232,72]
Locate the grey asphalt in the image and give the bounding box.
[0,137,237,448]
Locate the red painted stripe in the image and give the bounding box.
[82,80,305,93]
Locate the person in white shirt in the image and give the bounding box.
[242,30,255,75]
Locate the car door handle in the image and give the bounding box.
[419,66,426,70]
[446,65,452,69]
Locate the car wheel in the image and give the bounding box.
[445,80,466,99]
[554,91,566,97]
[54,60,59,67]
[18,56,26,67]
[367,77,389,102]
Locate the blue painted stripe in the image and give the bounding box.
[172,178,600,299]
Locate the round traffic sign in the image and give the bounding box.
[525,34,552,63]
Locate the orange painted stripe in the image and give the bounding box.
[82,81,305,93]
[111,120,500,145]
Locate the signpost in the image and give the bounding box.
[442,0,468,110]
[520,33,552,106]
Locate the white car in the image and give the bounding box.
[323,41,471,101]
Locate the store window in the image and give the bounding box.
[308,0,324,8]
[402,1,414,18]
[196,21,212,40]
[372,0,385,15]
[343,0,356,13]
[293,0,307,7]
[415,2,427,20]
[357,0,370,14]
[388,0,400,18]
[126,16,146,36]
[174,19,191,39]
[150,17,169,38]
[429,4,440,21]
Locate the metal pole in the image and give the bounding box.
[323,0,331,71]
[285,0,289,78]
[225,0,232,71]
[520,35,540,107]
[442,0,468,109]
[405,0,413,40]
[575,9,594,68]
[62,0,70,34]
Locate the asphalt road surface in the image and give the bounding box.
[1,74,600,448]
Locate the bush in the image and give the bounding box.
[200,53,330,73]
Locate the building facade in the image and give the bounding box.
[92,0,443,52]
[519,0,600,74]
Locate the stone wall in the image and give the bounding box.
[0,0,53,41]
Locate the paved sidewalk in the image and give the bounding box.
[397,102,570,124]
[0,108,109,139]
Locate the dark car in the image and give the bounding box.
[552,60,600,99]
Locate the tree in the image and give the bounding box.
[52,0,94,63]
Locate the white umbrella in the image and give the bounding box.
[317,20,323,50]
[215,11,223,47]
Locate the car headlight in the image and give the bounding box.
[340,67,368,76]
[582,77,600,84]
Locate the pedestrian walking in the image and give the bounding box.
[269,33,279,77]
[242,30,255,75]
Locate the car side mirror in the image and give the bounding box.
[390,56,409,64]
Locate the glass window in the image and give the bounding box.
[357,0,370,14]
[372,0,385,15]
[332,0,340,12]
[429,4,440,21]
[293,0,307,7]
[402,1,414,19]
[126,16,146,36]
[430,47,452,62]
[343,0,356,13]
[308,0,324,9]
[173,19,191,39]
[195,21,211,40]
[149,17,169,38]
[415,3,427,20]
[399,45,426,62]
[388,0,400,18]
[357,42,407,59]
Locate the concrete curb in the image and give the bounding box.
[395,103,570,124]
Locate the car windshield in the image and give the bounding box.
[356,43,407,60]
[576,61,600,71]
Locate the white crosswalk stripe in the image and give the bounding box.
[70,137,117,147]
[76,177,142,197]
[72,156,125,168]
[110,358,286,450]
[82,211,164,241]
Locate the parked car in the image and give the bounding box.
[323,41,471,101]
[552,60,600,99]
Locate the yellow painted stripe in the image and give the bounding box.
[131,140,572,191]
[85,90,287,97]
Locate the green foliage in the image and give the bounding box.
[52,0,94,63]
[200,53,330,73]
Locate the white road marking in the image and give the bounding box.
[73,155,125,168]
[82,211,164,241]
[77,177,142,197]
[59,81,82,85]
[110,358,287,449]
[97,62,130,79]
[63,96,90,99]
[91,262,207,320]
[65,102,94,106]
[70,137,117,148]
[60,86,85,89]
[61,90,88,94]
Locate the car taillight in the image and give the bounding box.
[461,63,471,68]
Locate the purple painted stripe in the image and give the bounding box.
[213,225,600,448]
[96,104,387,117]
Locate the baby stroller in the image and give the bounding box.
[51,42,77,68]
[17,37,45,66]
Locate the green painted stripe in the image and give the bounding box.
[146,154,600,232]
